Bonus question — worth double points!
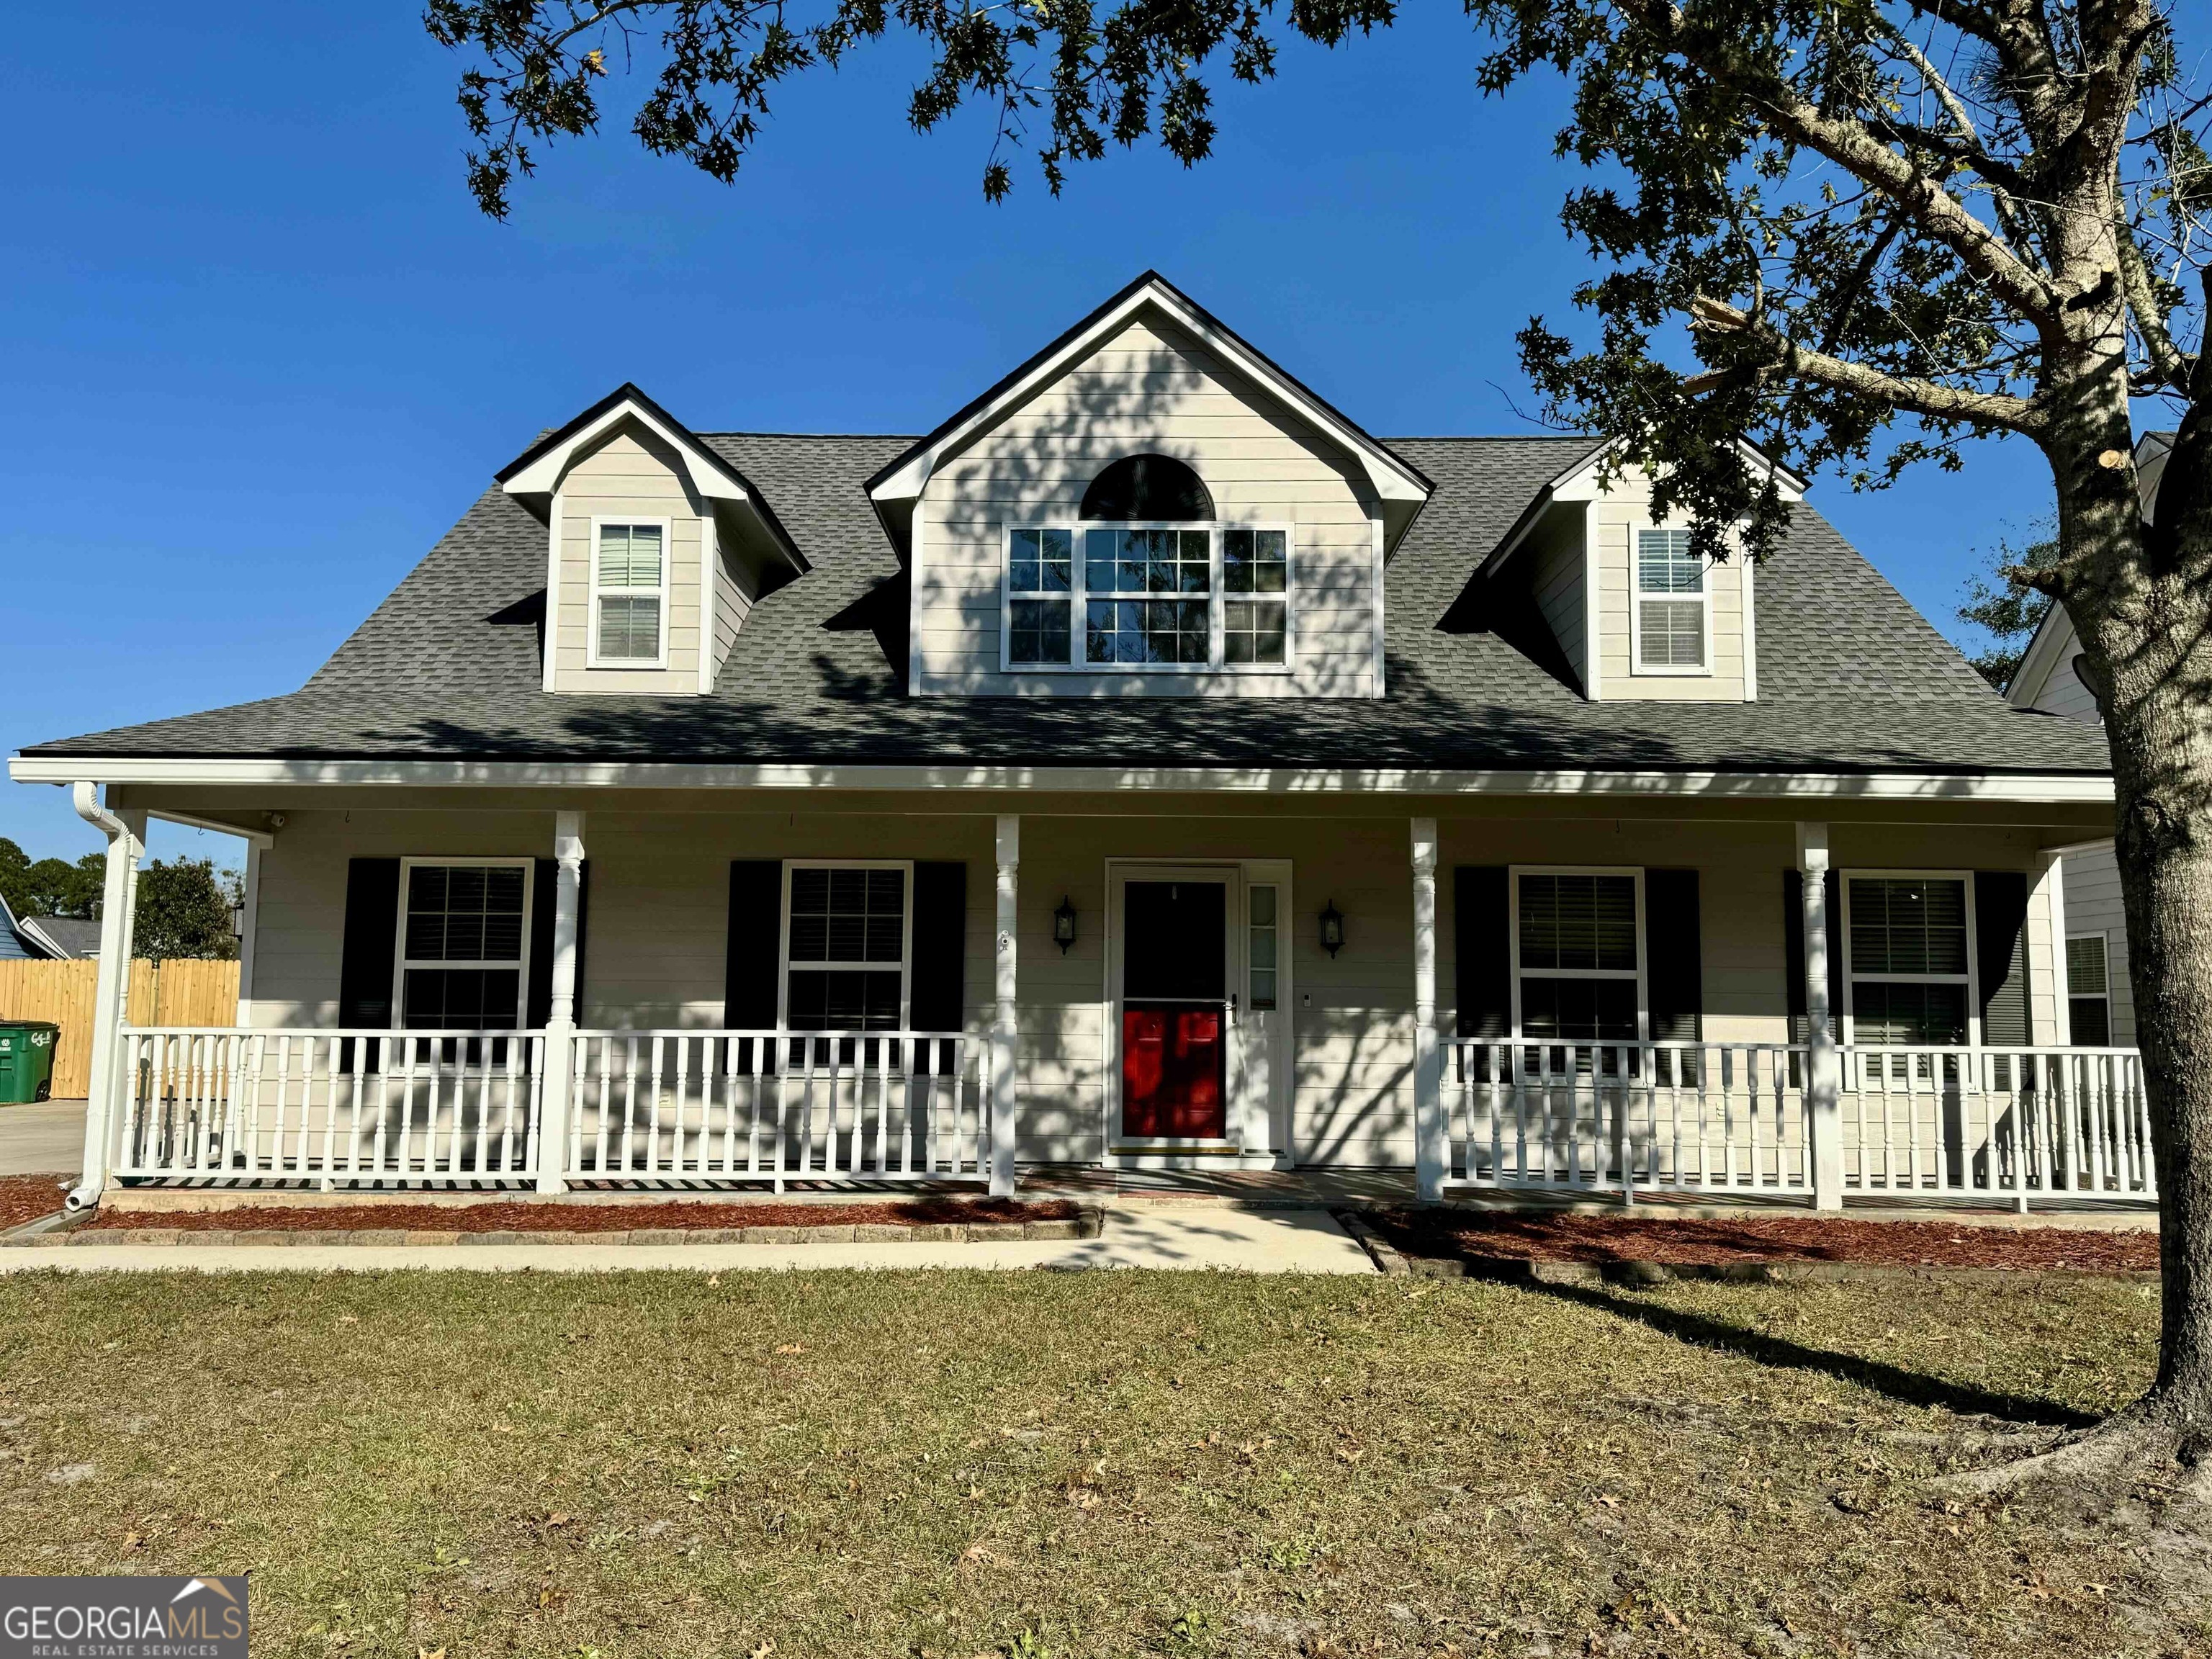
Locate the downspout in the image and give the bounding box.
[66,783,139,1212]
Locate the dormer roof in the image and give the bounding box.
[864,271,1436,557]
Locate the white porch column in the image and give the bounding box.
[67,784,145,1212]
[991,814,1020,1197]
[234,839,264,1028]
[534,811,586,1196]
[1411,817,1445,1202]
[2029,849,2072,1046]
[1797,822,1844,1210]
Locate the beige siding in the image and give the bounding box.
[1588,477,1752,701]
[551,421,706,694]
[237,799,2062,1171]
[1526,505,1589,692]
[913,313,1382,698]
[2063,842,2135,1044]
[2031,644,2102,724]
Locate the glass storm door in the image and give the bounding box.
[1120,878,1229,1138]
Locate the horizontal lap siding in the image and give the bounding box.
[1589,486,1751,701]
[2062,842,2135,1043]
[1529,508,1588,692]
[914,314,1381,699]
[228,802,2064,1169]
[553,422,706,694]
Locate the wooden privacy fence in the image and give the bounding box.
[0,959,238,1099]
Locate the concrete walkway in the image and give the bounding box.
[0,1204,1376,1275]
[0,1100,83,1177]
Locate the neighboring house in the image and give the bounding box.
[0,891,96,961]
[2000,430,2171,1050]
[17,915,100,961]
[10,274,2139,1211]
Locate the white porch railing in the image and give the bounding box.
[1442,1041,1812,1197]
[564,1030,993,1187]
[1840,1045,2155,1202]
[116,1028,546,1185]
[109,1027,996,1190]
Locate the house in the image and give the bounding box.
[17,915,100,961]
[0,891,95,961]
[2000,430,2172,1051]
[9,274,2145,1214]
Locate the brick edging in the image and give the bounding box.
[6,1210,1107,1249]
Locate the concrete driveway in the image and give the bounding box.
[0,1100,83,1177]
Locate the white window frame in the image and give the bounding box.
[1506,865,1649,1042]
[998,521,1296,675]
[390,856,536,1031]
[587,516,674,670]
[775,858,916,1033]
[1838,870,1980,1047]
[1628,526,1716,678]
[2066,931,2113,1047]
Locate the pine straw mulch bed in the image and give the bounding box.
[0,1175,68,1233]
[81,1195,1082,1234]
[1364,1206,2159,1272]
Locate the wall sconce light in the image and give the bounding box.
[1053,896,1079,954]
[1318,899,1345,958]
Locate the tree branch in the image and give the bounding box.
[1683,295,2045,430]
[1611,0,2063,330]
[2115,219,2195,395]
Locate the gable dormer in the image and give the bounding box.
[870,274,1433,700]
[498,385,804,696]
[1483,442,1802,703]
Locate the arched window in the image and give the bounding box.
[1079,454,1215,522]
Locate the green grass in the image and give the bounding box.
[0,1267,2186,1658]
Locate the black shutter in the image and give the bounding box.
[1644,870,1703,1043]
[909,862,968,1033]
[1455,866,1511,1039]
[1975,871,2031,1047]
[338,858,402,1028]
[526,860,590,1028]
[1783,869,1845,1043]
[725,860,783,1029]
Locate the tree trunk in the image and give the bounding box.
[2063,396,2212,1465]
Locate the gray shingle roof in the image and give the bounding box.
[20,433,2109,776]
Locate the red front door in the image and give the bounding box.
[1122,1004,1226,1138]
[1120,879,1229,1140]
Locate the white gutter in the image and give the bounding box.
[7,755,2117,805]
[67,783,140,1212]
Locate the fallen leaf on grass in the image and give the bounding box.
[775,1344,807,1356]
[336,1315,359,1326]
[750,1643,775,1659]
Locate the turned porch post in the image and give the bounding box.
[68,784,145,1211]
[991,814,1020,1197]
[534,810,585,1196]
[1412,817,1445,1202]
[1797,822,1844,1210]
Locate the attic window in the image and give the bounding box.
[591,521,668,667]
[1632,529,1709,673]
[1079,454,1215,521]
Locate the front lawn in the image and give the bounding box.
[0,1268,2187,1657]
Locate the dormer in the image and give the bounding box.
[1480,442,1804,702]
[869,273,1434,699]
[498,385,805,696]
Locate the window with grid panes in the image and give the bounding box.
[783,866,909,1033]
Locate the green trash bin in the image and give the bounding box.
[0,1022,60,1105]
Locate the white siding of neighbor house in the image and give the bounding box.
[550,420,707,694]
[912,312,1383,698]
[2031,635,2102,723]
[1586,479,1752,701]
[1527,505,1589,693]
[232,801,2063,1169]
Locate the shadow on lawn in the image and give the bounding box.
[1528,1277,2101,1429]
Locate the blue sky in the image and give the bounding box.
[0,2,2055,870]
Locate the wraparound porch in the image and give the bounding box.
[52,780,2144,1214]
